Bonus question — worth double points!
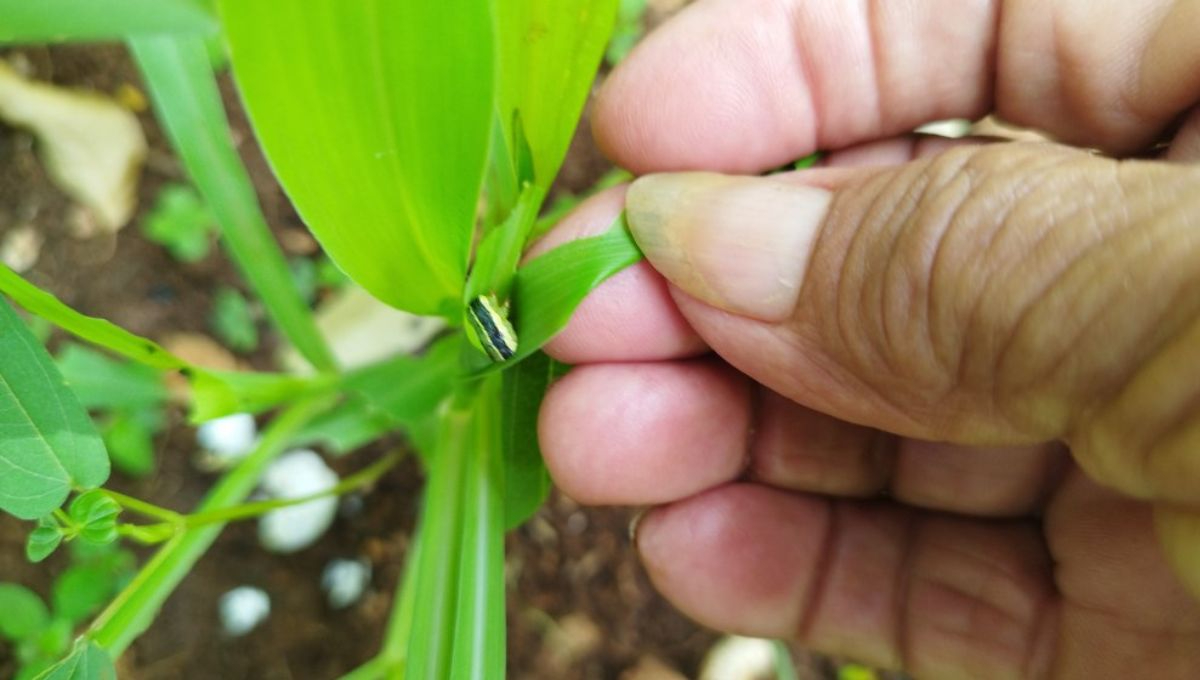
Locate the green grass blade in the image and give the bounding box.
[0,266,187,370]
[87,397,328,656]
[495,0,619,189]
[0,298,109,520]
[129,36,336,372]
[0,0,215,44]
[217,0,495,317]
[449,376,505,680]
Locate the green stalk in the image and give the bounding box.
[405,400,471,679]
[449,375,506,679]
[110,451,402,542]
[402,374,505,679]
[87,397,328,656]
[128,36,337,373]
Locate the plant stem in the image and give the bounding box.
[87,396,330,656]
[103,490,183,524]
[180,450,402,528]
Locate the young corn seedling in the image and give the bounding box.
[0,0,634,677]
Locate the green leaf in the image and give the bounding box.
[474,215,642,371]
[209,286,259,353]
[53,563,122,626]
[343,340,459,435]
[57,344,167,411]
[67,491,121,545]
[218,1,495,317]
[496,0,619,189]
[26,518,64,563]
[500,352,563,529]
[0,298,110,520]
[0,0,216,44]
[0,267,188,370]
[141,183,216,263]
[187,369,335,423]
[129,36,336,372]
[101,410,158,478]
[31,640,115,680]
[288,395,392,456]
[0,583,50,641]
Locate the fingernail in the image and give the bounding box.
[628,508,647,546]
[626,172,831,320]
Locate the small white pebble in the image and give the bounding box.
[699,636,777,680]
[321,558,372,609]
[196,413,258,467]
[218,586,270,637]
[258,450,339,553]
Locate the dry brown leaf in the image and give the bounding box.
[0,60,147,232]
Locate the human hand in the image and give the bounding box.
[536,0,1200,677]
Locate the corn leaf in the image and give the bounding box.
[0,0,215,44]
[501,351,565,529]
[0,299,109,521]
[129,36,336,372]
[217,1,495,317]
[495,1,619,189]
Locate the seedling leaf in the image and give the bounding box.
[0,583,50,641]
[67,491,121,545]
[141,183,215,263]
[210,286,259,353]
[26,518,64,563]
[0,299,110,520]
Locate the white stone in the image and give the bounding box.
[321,558,372,609]
[218,586,270,637]
[698,636,778,680]
[196,413,258,465]
[257,450,339,553]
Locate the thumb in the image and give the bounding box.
[625,142,1200,505]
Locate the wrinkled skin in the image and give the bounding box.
[535,1,1200,678]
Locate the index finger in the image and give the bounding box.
[595,0,1200,173]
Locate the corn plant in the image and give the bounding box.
[0,0,634,677]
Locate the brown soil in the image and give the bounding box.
[0,30,865,680]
